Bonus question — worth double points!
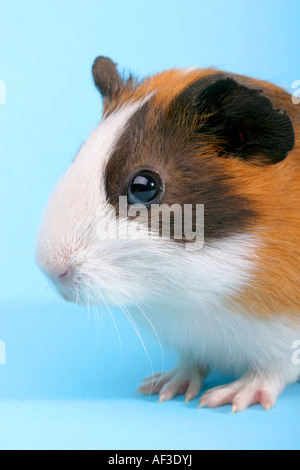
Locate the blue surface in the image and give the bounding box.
[0,0,300,450]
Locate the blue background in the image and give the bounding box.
[0,0,299,450]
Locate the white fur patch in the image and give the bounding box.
[36,97,151,296]
[181,67,198,76]
[36,94,300,390]
[121,233,300,384]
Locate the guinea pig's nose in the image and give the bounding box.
[40,263,74,285]
[58,268,71,280]
[56,266,74,283]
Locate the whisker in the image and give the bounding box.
[37,150,66,176]
[92,305,101,339]
[74,289,80,312]
[134,300,165,394]
[119,303,154,393]
[85,293,91,322]
[100,295,124,379]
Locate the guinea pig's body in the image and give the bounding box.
[36,57,300,412]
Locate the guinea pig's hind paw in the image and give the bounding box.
[199,372,283,413]
[136,364,207,403]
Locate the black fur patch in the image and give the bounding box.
[105,93,257,242]
[171,75,295,165]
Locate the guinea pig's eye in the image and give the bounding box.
[127,170,163,205]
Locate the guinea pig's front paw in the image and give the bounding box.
[199,372,285,413]
[136,362,208,403]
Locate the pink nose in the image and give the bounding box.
[40,265,74,284]
[59,269,69,279]
[36,247,75,286]
[57,267,73,283]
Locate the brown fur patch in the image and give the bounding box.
[222,78,300,320]
[227,153,300,320]
[102,66,300,321]
[105,79,257,242]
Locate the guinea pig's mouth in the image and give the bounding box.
[60,290,74,303]
[49,277,77,303]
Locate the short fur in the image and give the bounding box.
[36,57,300,411]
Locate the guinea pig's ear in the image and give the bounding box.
[92,56,125,102]
[179,75,295,165]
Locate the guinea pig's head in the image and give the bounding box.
[36,57,295,307]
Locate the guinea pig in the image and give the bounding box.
[36,56,300,412]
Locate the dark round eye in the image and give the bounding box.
[128,171,162,205]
